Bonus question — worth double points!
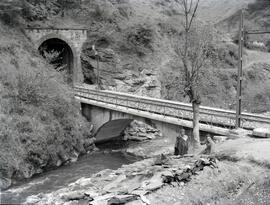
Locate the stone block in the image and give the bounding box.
[253,127,270,138]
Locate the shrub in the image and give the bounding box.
[121,24,154,57]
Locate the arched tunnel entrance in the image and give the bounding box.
[38,38,74,83]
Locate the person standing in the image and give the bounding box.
[200,134,215,155]
[174,128,189,156]
[205,134,215,154]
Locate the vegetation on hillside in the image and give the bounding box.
[0,16,93,189]
[0,0,269,191]
[18,0,270,114]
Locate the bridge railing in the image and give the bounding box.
[74,85,270,129]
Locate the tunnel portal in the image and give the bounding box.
[25,28,88,84]
[38,38,74,83]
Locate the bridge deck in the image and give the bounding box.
[74,84,270,135]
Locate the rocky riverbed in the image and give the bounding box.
[23,130,270,205]
[24,155,219,205]
[123,120,163,141]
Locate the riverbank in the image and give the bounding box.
[0,20,96,190]
[23,135,270,205]
[1,152,137,205]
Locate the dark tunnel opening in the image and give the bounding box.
[38,38,74,84]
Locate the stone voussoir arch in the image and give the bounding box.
[36,33,77,58]
[25,28,88,84]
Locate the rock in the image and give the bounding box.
[160,170,174,184]
[114,74,127,80]
[57,146,71,164]
[70,177,93,187]
[61,191,86,201]
[84,190,99,198]
[131,190,148,196]
[0,177,11,190]
[154,154,169,166]
[145,133,156,140]
[213,136,228,143]
[138,133,148,137]
[16,163,35,179]
[228,128,251,138]
[91,193,115,205]
[139,195,151,205]
[84,138,95,149]
[138,128,147,133]
[161,170,174,178]
[176,171,192,182]
[56,159,62,167]
[124,120,162,142]
[103,174,127,192]
[141,69,153,76]
[252,127,270,138]
[63,201,85,205]
[24,195,42,204]
[48,146,61,167]
[142,174,163,192]
[74,140,86,155]
[99,49,116,62]
[70,150,79,159]
[129,136,148,141]
[107,195,137,204]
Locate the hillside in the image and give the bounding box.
[198,0,255,23]
[1,0,270,191]
[218,0,270,112]
[17,0,270,114]
[0,16,94,189]
[220,0,270,41]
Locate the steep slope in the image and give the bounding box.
[219,0,270,37]
[217,0,270,113]
[198,0,255,23]
[20,0,270,113]
[0,19,94,189]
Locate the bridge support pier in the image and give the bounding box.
[81,103,194,144]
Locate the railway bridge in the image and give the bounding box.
[75,84,270,143]
[24,27,270,143]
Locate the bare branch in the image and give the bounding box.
[187,0,199,31]
[188,0,193,14]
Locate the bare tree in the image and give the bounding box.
[175,0,213,148]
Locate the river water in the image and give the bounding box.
[1,151,136,204]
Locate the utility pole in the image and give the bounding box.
[92,44,100,89]
[96,53,100,89]
[234,10,270,128]
[236,10,244,128]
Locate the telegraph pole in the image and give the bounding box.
[97,53,100,89]
[236,10,244,128]
[92,44,100,89]
[234,9,270,128]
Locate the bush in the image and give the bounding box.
[242,82,270,113]
[121,24,154,57]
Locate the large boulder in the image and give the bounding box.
[0,177,11,190]
[124,120,162,141]
[252,127,270,138]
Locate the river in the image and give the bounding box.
[1,151,137,204]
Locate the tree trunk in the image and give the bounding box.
[192,101,200,148]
